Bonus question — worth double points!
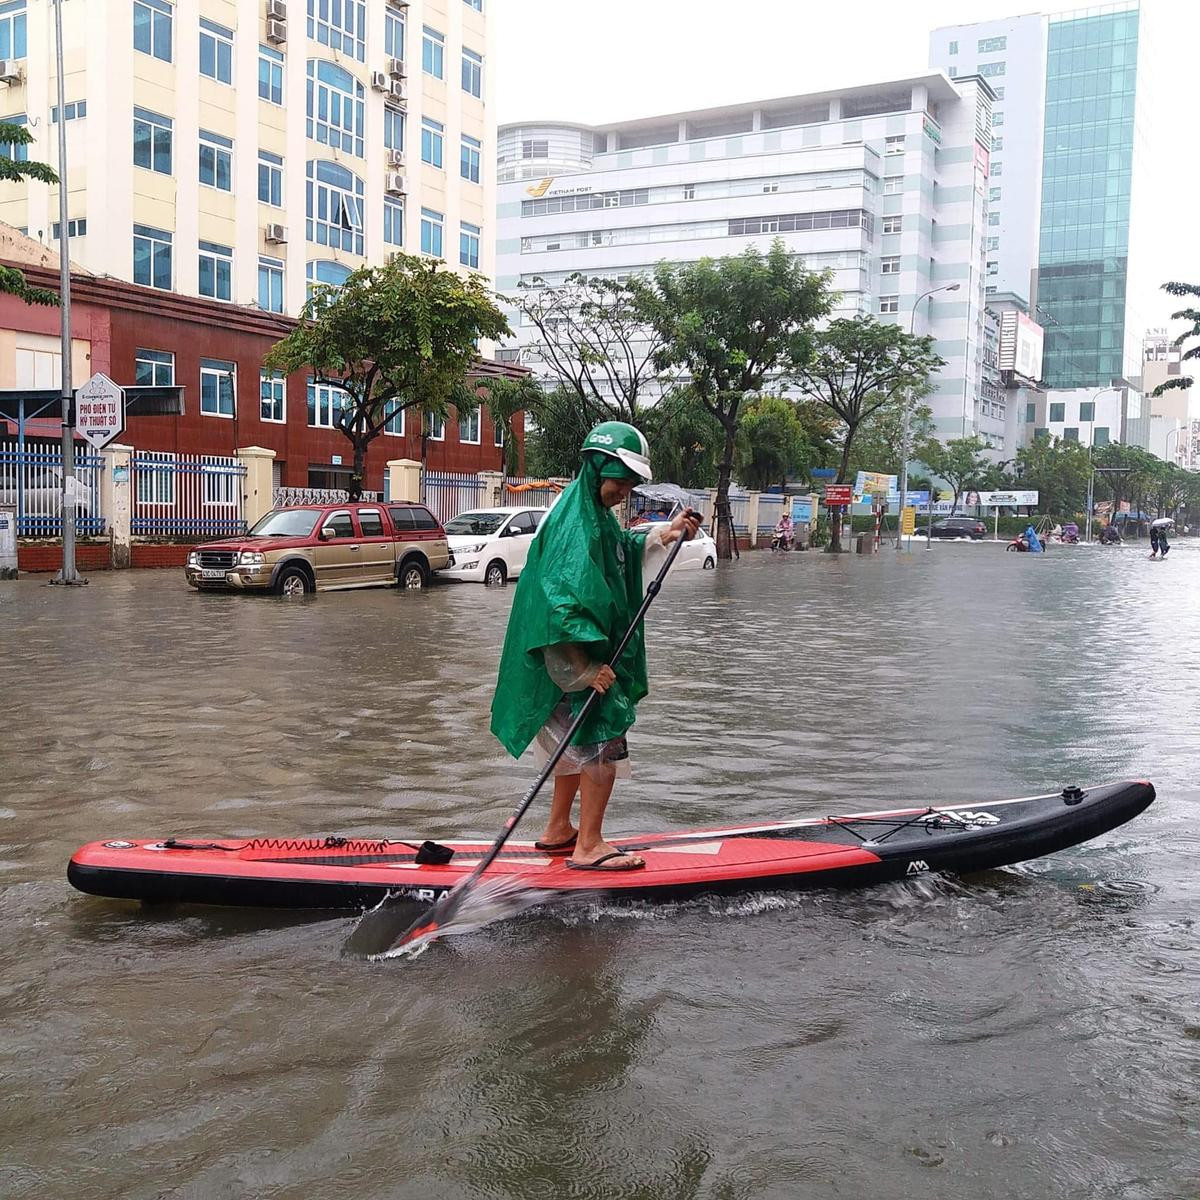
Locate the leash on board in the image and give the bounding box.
[342,511,702,961]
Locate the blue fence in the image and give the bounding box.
[131,451,247,537]
[0,441,106,536]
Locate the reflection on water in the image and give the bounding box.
[2,545,1198,1199]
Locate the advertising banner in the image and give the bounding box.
[791,496,814,524]
[976,490,1039,507]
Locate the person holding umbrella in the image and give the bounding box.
[1149,516,1174,559]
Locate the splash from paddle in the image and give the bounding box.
[341,511,700,961]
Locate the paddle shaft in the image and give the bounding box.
[453,518,696,891]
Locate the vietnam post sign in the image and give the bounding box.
[977,490,1039,507]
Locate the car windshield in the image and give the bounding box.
[445,512,506,536]
[247,509,321,538]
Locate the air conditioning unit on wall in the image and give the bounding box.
[265,224,288,244]
[266,0,288,17]
[384,172,406,195]
[389,79,406,102]
[370,71,389,92]
[0,59,24,85]
[265,18,287,44]
[388,58,406,79]
[387,149,406,169]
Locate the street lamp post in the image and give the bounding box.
[899,283,960,552]
[1165,425,1182,465]
[1084,386,1117,543]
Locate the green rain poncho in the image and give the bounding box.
[490,453,654,758]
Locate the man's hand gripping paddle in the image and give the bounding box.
[342,510,703,961]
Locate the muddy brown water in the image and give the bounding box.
[1,543,1197,1199]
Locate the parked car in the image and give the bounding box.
[643,522,717,570]
[919,516,988,540]
[184,502,451,595]
[441,506,547,586]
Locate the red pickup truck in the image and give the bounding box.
[184,501,452,596]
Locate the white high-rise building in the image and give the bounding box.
[497,74,1008,451]
[0,0,495,314]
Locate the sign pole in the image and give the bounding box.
[52,0,79,585]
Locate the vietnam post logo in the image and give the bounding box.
[526,177,554,198]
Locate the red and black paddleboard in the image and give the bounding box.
[67,781,1154,911]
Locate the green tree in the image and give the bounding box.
[849,400,935,478]
[264,254,509,498]
[1013,435,1092,518]
[632,242,832,558]
[643,386,724,489]
[0,121,61,306]
[920,435,989,513]
[1152,282,1200,395]
[789,316,943,551]
[733,396,810,491]
[520,387,595,479]
[477,373,544,477]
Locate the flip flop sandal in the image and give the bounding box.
[534,835,577,854]
[564,851,646,872]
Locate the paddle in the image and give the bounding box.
[342,510,702,960]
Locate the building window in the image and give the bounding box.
[306,259,352,298]
[978,36,1007,52]
[947,65,958,78]
[308,379,347,428]
[383,197,404,246]
[460,133,480,183]
[1079,401,1095,422]
[989,186,1001,202]
[882,215,901,234]
[979,62,1006,77]
[50,218,87,239]
[880,256,900,275]
[198,129,233,191]
[461,48,482,98]
[259,44,284,104]
[986,259,998,277]
[992,111,1004,127]
[427,413,445,441]
[991,136,1003,152]
[133,0,171,62]
[522,138,549,159]
[307,60,365,157]
[987,236,999,251]
[133,224,172,290]
[683,183,695,199]
[258,149,283,206]
[0,112,26,161]
[1034,427,1049,440]
[422,26,444,78]
[421,116,444,167]
[258,255,284,312]
[51,101,87,122]
[948,39,958,54]
[1094,427,1110,447]
[883,177,902,195]
[135,348,174,387]
[879,296,899,314]
[307,0,365,61]
[384,402,405,436]
[133,107,172,174]
[306,159,364,254]
[199,18,233,85]
[987,212,1000,227]
[384,105,405,151]
[464,0,482,9]
[885,135,905,155]
[991,161,1002,177]
[200,358,236,418]
[1049,402,1065,423]
[260,371,286,422]
[198,241,233,301]
[727,208,873,237]
[420,207,443,257]
[459,221,480,269]
[1025,402,1036,423]
[1063,427,1079,443]
[493,417,505,446]
[993,87,1005,100]
[385,4,405,58]
[458,408,480,444]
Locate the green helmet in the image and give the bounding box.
[581,421,652,481]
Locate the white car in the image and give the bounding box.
[643,521,717,570]
[441,506,548,585]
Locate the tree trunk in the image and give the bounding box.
[714,419,738,561]
[349,436,366,502]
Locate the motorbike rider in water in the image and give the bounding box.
[772,512,794,552]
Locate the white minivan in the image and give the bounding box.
[441,506,547,586]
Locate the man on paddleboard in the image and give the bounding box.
[490,421,699,871]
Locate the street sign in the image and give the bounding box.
[791,496,814,523]
[823,484,853,506]
[901,507,916,536]
[74,373,125,450]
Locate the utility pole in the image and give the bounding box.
[50,0,80,585]
[899,282,959,551]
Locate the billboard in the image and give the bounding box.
[977,490,1039,507]
[1013,313,1044,381]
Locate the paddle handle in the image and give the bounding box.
[465,515,699,884]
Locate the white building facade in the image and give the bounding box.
[0,0,495,315]
[497,74,1005,451]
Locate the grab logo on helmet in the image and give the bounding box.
[588,433,615,446]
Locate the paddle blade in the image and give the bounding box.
[341,875,551,961]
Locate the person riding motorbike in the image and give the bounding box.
[771,513,794,552]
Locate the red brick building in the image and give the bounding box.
[0,246,524,495]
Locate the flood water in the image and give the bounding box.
[2,542,1198,1200]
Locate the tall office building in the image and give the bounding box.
[930,3,1146,389]
[497,74,1005,449]
[0,0,494,315]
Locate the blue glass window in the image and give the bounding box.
[384,198,404,246]
[421,116,443,168]
[198,241,233,301]
[459,222,480,269]
[461,48,482,98]
[133,107,172,174]
[420,208,443,258]
[385,5,405,58]
[258,149,283,206]
[135,348,174,387]
[384,106,405,151]
[260,370,286,421]
[460,134,481,183]
[133,224,172,290]
[200,358,236,417]
[258,256,285,313]
[0,112,27,162]
[199,18,233,84]
[306,160,364,254]
[306,59,365,157]
[133,0,170,62]
[422,26,444,78]
[198,129,233,191]
[259,44,284,104]
[306,0,365,61]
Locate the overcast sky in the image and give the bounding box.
[494,0,1198,340]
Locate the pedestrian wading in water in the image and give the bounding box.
[490,421,700,871]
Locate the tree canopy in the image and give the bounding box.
[1152,281,1199,395]
[0,121,61,307]
[733,396,810,491]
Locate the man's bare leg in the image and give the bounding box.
[569,762,644,868]
[539,773,579,847]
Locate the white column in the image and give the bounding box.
[100,442,133,568]
[236,446,277,527]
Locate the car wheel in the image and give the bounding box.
[398,558,429,591]
[485,559,507,587]
[703,556,716,570]
[274,565,313,597]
